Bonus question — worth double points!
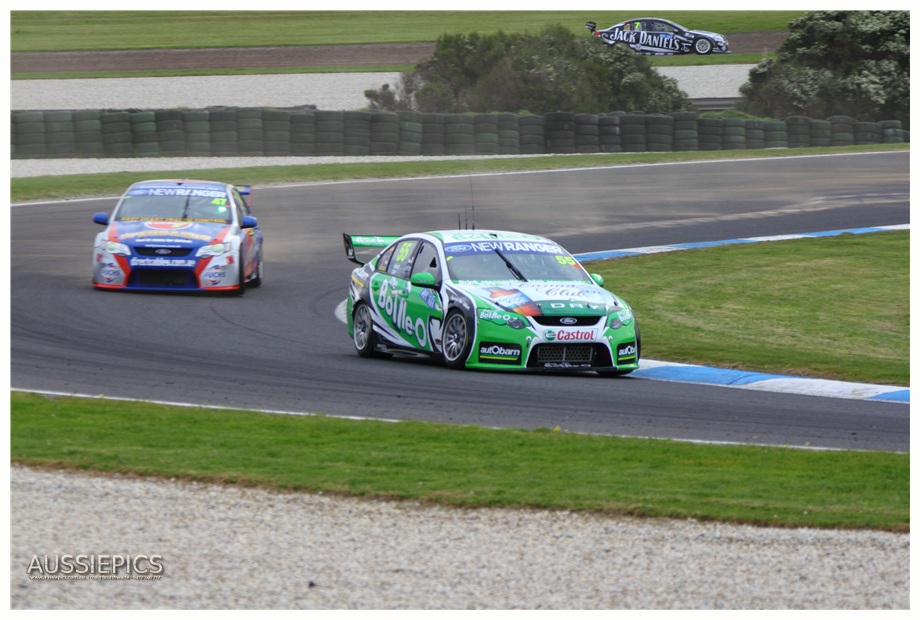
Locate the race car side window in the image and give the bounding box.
[386,239,420,280]
[410,240,442,286]
[375,244,397,273]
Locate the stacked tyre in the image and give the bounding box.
[497,113,520,155]
[854,121,882,145]
[698,118,723,151]
[44,110,76,157]
[398,111,423,155]
[420,113,446,156]
[880,120,905,144]
[598,113,622,153]
[444,114,475,155]
[209,109,238,156]
[236,108,264,155]
[12,111,46,158]
[763,120,788,148]
[101,111,132,157]
[263,109,292,156]
[785,115,811,148]
[343,111,372,156]
[130,110,159,157]
[74,110,105,157]
[828,115,856,147]
[744,119,765,149]
[370,111,400,155]
[720,118,746,150]
[809,119,832,147]
[645,114,674,152]
[619,113,647,152]
[543,112,576,154]
[315,110,345,155]
[518,115,545,154]
[290,110,316,155]
[573,114,600,153]
[183,110,211,156]
[671,112,698,152]
[156,109,186,156]
[473,113,500,155]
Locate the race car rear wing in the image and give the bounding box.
[343,233,401,265]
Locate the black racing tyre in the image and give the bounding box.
[353,302,386,358]
[441,311,473,370]
[693,37,713,55]
[248,250,263,288]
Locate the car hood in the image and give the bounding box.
[454,280,624,316]
[691,29,726,41]
[109,220,231,249]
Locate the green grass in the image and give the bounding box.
[11,144,909,204]
[588,231,909,386]
[11,11,802,52]
[10,392,909,531]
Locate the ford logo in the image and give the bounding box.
[155,249,172,255]
[560,317,578,325]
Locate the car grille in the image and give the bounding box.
[134,247,194,257]
[132,270,196,287]
[527,343,613,368]
[531,316,603,327]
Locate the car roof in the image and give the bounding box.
[128,179,230,191]
[425,230,556,245]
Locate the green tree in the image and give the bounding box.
[365,24,692,115]
[740,11,909,127]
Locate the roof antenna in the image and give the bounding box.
[468,174,476,230]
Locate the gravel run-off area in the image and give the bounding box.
[10,465,909,609]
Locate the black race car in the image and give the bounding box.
[586,17,729,56]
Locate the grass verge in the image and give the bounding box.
[10,144,909,203]
[10,392,909,532]
[588,231,909,386]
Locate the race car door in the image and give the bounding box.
[371,238,444,353]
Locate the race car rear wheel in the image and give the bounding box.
[442,310,472,369]
[693,38,713,55]
[353,302,383,358]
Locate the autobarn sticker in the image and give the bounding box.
[617,343,638,364]
[478,342,522,364]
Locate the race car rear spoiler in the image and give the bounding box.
[343,233,401,265]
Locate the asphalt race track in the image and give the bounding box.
[11,152,910,452]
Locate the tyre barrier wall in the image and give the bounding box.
[10,108,909,159]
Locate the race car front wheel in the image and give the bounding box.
[442,310,472,369]
[693,38,713,55]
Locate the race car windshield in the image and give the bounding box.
[115,191,233,223]
[443,240,591,282]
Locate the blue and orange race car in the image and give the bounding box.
[91,179,264,294]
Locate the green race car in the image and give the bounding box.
[344,230,640,376]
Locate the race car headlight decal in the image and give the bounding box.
[104,241,131,257]
[196,242,231,258]
[608,316,622,329]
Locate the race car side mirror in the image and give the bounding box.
[241,215,258,229]
[590,273,605,287]
[92,212,109,225]
[410,272,438,288]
